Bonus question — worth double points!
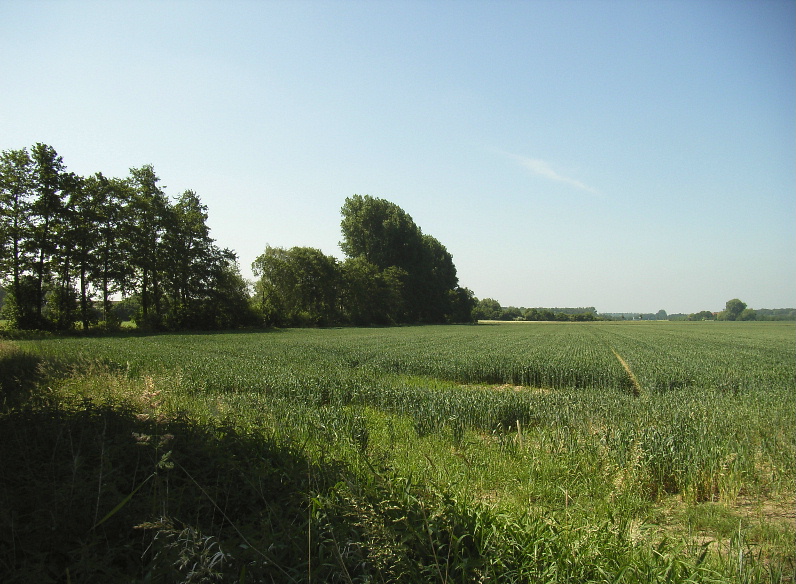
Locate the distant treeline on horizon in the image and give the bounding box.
[477,302,796,322]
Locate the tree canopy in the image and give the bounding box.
[0,144,253,331]
[248,195,475,327]
[339,194,472,324]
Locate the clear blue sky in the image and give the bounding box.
[2,0,793,314]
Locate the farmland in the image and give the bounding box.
[1,321,794,582]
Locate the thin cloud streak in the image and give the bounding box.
[502,151,599,195]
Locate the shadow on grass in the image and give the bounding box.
[0,400,320,583]
[0,399,508,584]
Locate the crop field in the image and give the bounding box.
[1,321,794,582]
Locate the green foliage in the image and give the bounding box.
[339,194,464,323]
[253,246,341,327]
[718,298,747,321]
[688,310,715,321]
[0,145,249,332]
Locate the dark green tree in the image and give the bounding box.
[738,307,757,321]
[720,298,747,321]
[340,257,405,325]
[128,165,170,329]
[446,286,476,323]
[688,310,714,321]
[0,147,35,328]
[84,173,135,328]
[163,190,215,328]
[340,195,423,273]
[252,246,340,326]
[47,170,85,330]
[413,234,458,322]
[28,143,68,328]
[472,298,502,320]
[339,195,462,323]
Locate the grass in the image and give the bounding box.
[1,322,794,582]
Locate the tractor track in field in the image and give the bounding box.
[610,347,643,397]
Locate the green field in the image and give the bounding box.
[1,322,794,582]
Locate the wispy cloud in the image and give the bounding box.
[501,150,599,195]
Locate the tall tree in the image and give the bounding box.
[721,298,747,321]
[29,143,68,328]
[340,257,405,325]
[85,173,135,327]
[0,147,35,327]
[164,190,211,325]
[340,195,424,273]
[414,234,458,322]
[128,164,170,329]
[47,170,82,330]
[340,195,462,323]
[61,173,104,330]
[163,190,245,329]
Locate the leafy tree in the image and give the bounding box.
[84,173,135,328]
[163,190,221,328]
[48,170,86,330]
[414,234,458,322]
[201,259,256,329]
[0,147,35,328]
[719,298,747,321]
[128,165,170,329]
[2,144,256,332]
[340,195,423,273]
[501,306,523,321]
[253,246,340,326]
[688,310,714,321]
[340,195,462,323]
[29,143,68,328]
[340,257,405,325]
[58,173,101,330]
[738,308,757,321]
[446,286,477,323]
[472,298,502,320]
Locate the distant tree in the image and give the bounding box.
[472,298,501,320]
[738,308,757,321]
[446,286,477,323]
[500,306,523,321]
[339,257,405,325]
[163,190,232,328]
[85,173,135,328]
[340,195,423,273]
[656,309,667,320]
[204,259,256,329]
[688,310,714,321]
[2,144,257,332]
[414,234,458,322]
[61,173,100,330]
[719,298,747,321]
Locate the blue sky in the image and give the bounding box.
[2,0,794,313]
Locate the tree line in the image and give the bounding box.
[0,144,252,331]
[472,299,602,322]
[686,299,760,321]
[252,195,475,326]
[1,145,474,331]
